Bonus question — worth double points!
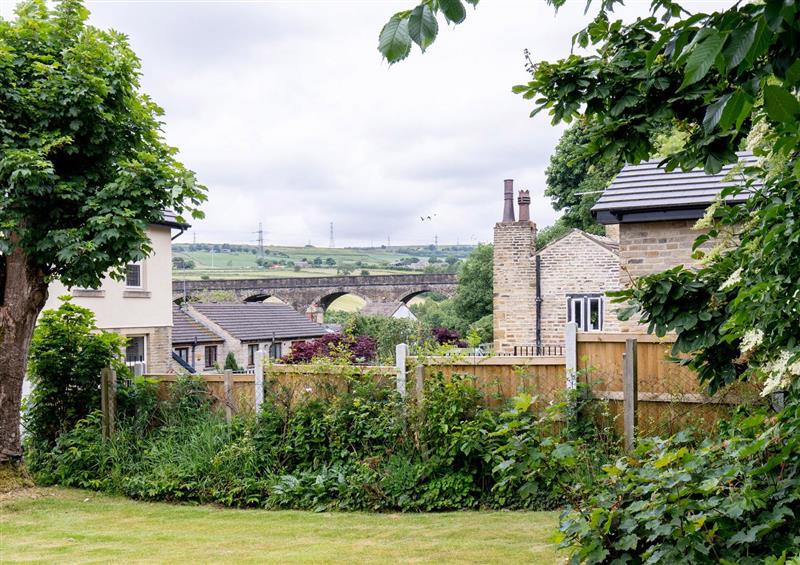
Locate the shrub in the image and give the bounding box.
[223,352,239,371]
[557,391,800,564]
[283,333,377,364]
[24,299,128,457]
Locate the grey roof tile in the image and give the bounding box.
[191,303,327,342]
[592,152,761,215]
[172,305,224,344]
[360,302,404,316]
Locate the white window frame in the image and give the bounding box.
[567,294,604,332]
[125,335,147,365]
[125,261,143,289]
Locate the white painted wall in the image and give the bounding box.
[43,224,174,329]
[392,304,417,320]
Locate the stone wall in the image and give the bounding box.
[537,231,621,344]
[618,220,702,279]
[492,221,537,353]
[617,220,706,332]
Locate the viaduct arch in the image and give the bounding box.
[173,274,458,318]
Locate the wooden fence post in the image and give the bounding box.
[223,369,233,423]
[100,366,116,440]
[565,322,578,389]
[623,338,638,451]
[395,343,408,398]
[415,364,424,404]
[254,349,264,414]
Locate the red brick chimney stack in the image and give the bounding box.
[517,190,531,222]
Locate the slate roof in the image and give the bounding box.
[156,210,190,229]
[172,305,224,344]
[592,152,760,223]
[190,303,327,342]
[360,302,405,317]
[536,229,619,255]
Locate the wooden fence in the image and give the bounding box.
[138,327,760,444]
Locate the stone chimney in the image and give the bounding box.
[502,179,515,222]
[493,180,537,355]
[517,190,531,222]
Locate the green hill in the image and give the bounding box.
[172,243,474,280]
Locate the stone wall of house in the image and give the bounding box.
[148,326,173,373]
[617,220,705,332]
[492,221,537,354]
[537,231,621,345]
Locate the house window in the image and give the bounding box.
[269,342,282,359]
[175,347,189,363]
[204,345,218,368]
[567,295,603,332]
[247,344,260,367]
[126,262,142,288]
[126,335,146,364]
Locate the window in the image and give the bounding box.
[126,336,146,364]
[204,345,218,368]
[567,294,603,332]
[126,262,142,288]
[269,342,282,359]
[247,344,260,367]
[175,347,189,363]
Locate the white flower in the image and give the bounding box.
[759,349,800,397]
[719,268,743,291]
[740,329,764,354]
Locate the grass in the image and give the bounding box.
[0,488,561,564]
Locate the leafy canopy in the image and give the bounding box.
[0,0,205,287]
[379,0,800,395]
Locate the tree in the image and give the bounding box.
[24,298,127,453]
[379,0,800,394]
[223,352,239,372]
[451,243,492,326]
[0,0,205,463]
[544,121,619,234]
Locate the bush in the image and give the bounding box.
[24,299,128,457]
[30,365,618,513]
[283,333,377,364]
[223,352,239,371]
[557,390,800,564]
[345,315,431,362]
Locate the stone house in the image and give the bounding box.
[43,212,188,373]
[492,181,621,354]
[359,301,417,320]
[591,151,759,330]
[172,302,327,371]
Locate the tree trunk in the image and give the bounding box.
[0,244,48,463]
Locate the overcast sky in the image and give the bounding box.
[1,0,728,247]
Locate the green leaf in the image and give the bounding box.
[408,5,438,51]
[718,90,753,131]
[785,59,800,86]
[439,0,466,24]
[703,93,731,133]
[764,85,800,123]
[722,23,757,71]
[679,31,726,90]
[378,15,412,64]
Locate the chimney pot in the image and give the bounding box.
[502,179,515,222]
[517,190,531,222]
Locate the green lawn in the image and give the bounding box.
[0,488,560,564]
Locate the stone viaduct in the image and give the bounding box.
[173,273,458,318]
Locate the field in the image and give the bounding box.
[0,488,560,564]
[172,243,474,280]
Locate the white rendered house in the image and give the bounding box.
[43,213,188,373]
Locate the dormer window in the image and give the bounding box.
[126,262,142,288]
